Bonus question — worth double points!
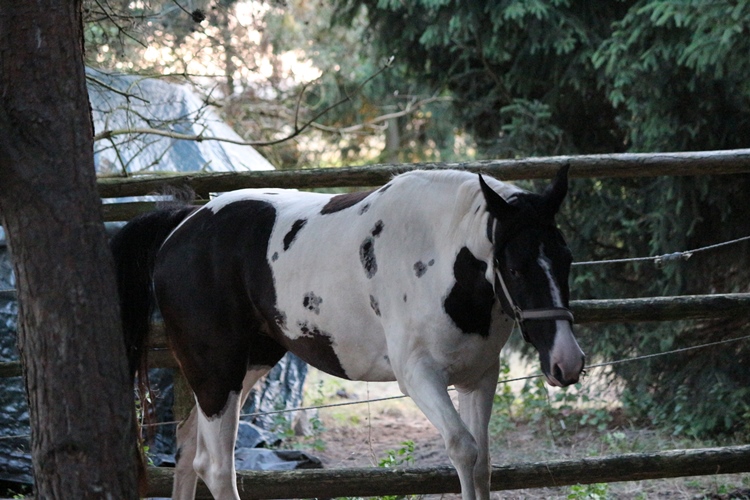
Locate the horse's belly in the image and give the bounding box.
[275,319,395,382]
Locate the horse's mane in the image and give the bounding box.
[154,185,197,210]
[393,169,523,205]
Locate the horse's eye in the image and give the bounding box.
[509,268,521,279]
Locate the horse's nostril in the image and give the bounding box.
[553,363,564,383]
[553,362,582,386]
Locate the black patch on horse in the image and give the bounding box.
[303,292,323,315]
[360,237,377,278]
[443,247,494,337]
[371,220,384,237]
[369,295,381,316]
[414,259,435,278]
[275,311,287,329]
[283,219,307,251]
[379,183,392,193]
[360,221,384,278]
[320,190,373,215]
[293,321,348,379]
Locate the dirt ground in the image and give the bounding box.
[286,369,750,500]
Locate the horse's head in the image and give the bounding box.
[480,166,585,387]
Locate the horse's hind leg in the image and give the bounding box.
[191,388,243,500]
[172,406,199,500]
[172,368,271,500]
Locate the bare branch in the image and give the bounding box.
[291,56,395,139]
[93,57,398,148]
[309,95,452,135]
[92,0,147,48]
[86,74,151,103]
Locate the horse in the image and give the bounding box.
[111,165,585,500]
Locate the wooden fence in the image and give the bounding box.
[3,148,750,497]
[144,444,750,499]
[98,148,750,221]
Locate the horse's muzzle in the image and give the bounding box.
[547,354,585,387]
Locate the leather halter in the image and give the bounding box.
[494,264,575,343]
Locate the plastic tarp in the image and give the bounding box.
[87,67,274,176]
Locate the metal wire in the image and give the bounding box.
[132,332,750,429]
[572,234,750,267]
[0,233,748,299]
[0,333,743,439]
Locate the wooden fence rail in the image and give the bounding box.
[145,444,750,499]
[0,293,747,378]
[97,148,750,200]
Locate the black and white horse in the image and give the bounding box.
[111,166,585,500]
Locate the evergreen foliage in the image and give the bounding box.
[334,0,750,437]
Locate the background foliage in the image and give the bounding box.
[84,0,750,437]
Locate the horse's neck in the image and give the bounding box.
[392,171,497,259]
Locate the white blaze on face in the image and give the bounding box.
[537,244,564,308]
[537,244,585,386]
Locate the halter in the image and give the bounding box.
[494,264,575,343]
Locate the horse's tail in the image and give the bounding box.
[110,205,195,494]
[111,206,194,379]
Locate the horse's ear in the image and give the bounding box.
[479,174,517,220]
[542,164,569,217]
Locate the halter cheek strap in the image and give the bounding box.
[494,267,575,343]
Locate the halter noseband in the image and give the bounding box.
[494,264,575,343]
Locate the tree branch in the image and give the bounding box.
[308,95,451,135]
[93,57,397,147]
[86,74,151,103]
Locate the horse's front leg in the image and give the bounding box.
[396,358,480,500]
[457,359,500,500]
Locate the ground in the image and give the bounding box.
[281,368,750,500]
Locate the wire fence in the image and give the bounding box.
[0,331,748,442]
[7,212,750,295]
[128,331,750,430]
[1,233,749,299]
[572,234,750,267]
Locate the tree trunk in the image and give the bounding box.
[0,1,139,498]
